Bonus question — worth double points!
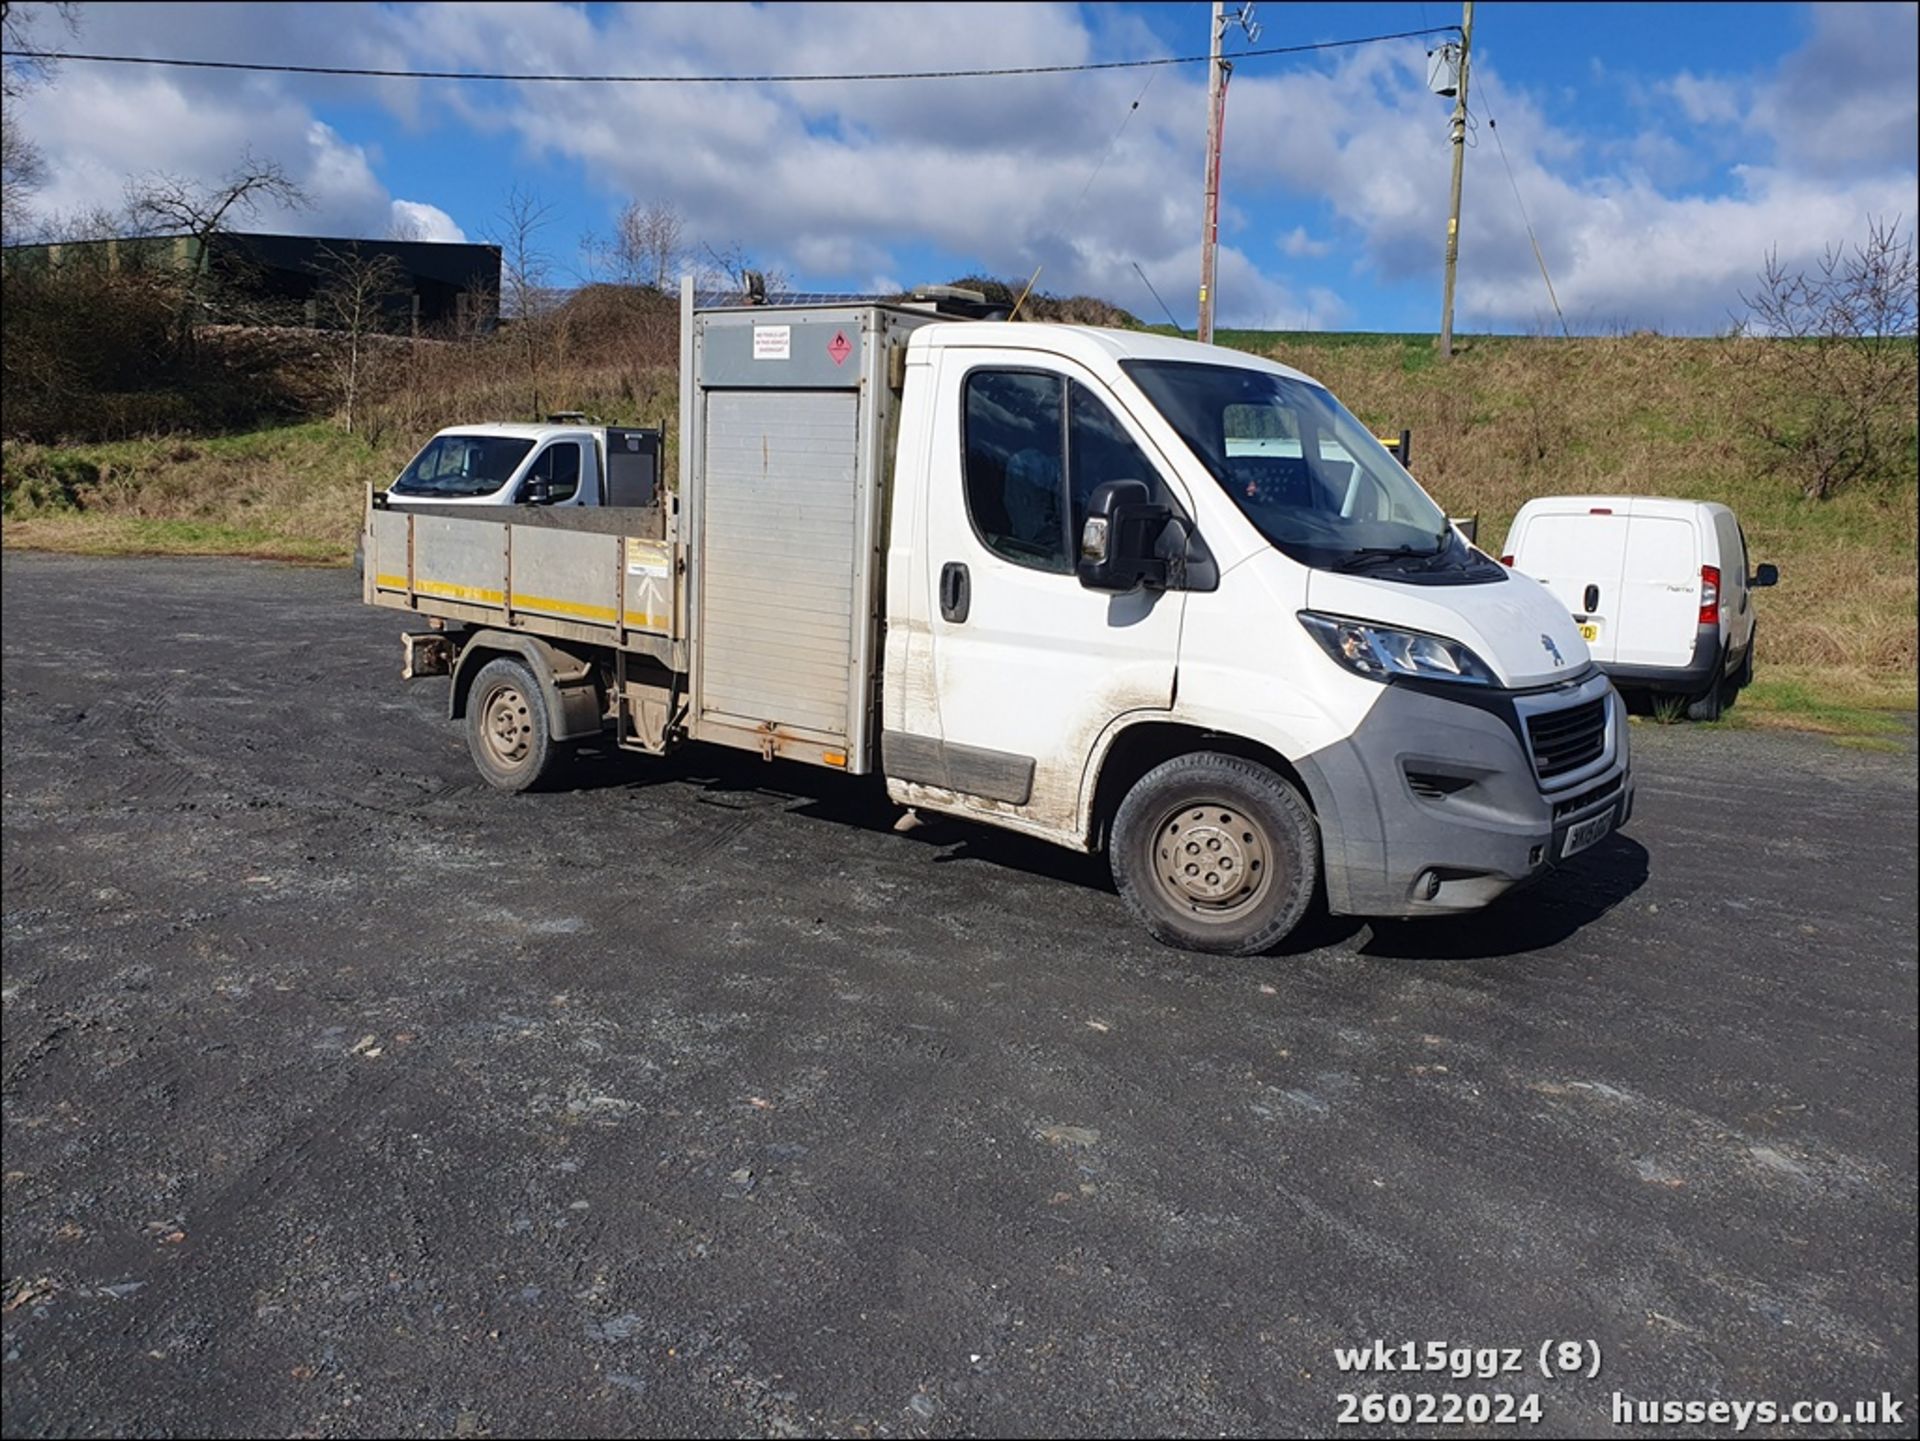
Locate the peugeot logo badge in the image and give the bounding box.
[1542,633,1564,666]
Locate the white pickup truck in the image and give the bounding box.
[387,416,663,509]
[364,284,1631,955]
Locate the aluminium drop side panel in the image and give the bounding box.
[507,523,626,629]
[408,511,509,607]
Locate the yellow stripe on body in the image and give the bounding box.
[415,578,505,604]
[375,575,668,632]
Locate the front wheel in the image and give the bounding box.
[465,657,566,792]
[1109,752,1319,956]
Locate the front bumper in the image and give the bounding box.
[1296,669,1633,918]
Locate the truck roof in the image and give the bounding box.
[430,422,594,441]
[917,321,1325,388]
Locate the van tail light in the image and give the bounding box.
[1699,565,1721,625]
[1499,555,1514,567]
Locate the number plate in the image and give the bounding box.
[1561,809,1614,858]
[1578,621,1601,643]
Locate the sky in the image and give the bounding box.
[5,1,1917,333]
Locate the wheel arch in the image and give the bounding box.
[449,630,604,741]
[1083,718,1319,853]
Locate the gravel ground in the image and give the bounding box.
[2,552,1915,1439]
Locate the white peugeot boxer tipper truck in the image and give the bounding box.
[364,285,1632,955]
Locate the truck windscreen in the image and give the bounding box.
[391,435,536,499]
[1122,360,1456,574]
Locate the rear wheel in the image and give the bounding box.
[1685,682,1725,722]
[1109,752,1319,956]
[465,657,564,792]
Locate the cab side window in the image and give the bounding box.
[520,441,582,503]
[963,371,1068,571]
[963,371,1171,574]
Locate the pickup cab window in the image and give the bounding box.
[391,434,535,499]
[518,441,583,503]
[963,370,1169,575]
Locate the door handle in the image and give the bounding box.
[1583,584,1600,613]
[939,561,971,623]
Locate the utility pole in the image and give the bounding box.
[1438,0,1474,358]
[1199,1,1226,345]
[1199,2,1258,345]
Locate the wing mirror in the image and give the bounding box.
[1077,479,1172,593]
[520,477,555,505]
[1751,562,1778,588]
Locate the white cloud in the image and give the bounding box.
[1664,71,1743,127]
[389,199,466,242]
[1279,226,1332,259]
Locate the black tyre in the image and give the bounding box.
[465,657,563,792]
[1734,630,1756,690]
[1685,679,1725,722]
[1109,752,1319,956]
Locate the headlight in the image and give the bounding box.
[1298,611,1497,685]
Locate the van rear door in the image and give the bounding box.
[1615,500,1701,668]
[1514,504,1628,662]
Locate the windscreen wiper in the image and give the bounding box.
[1333,545,1443,573]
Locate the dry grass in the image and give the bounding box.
[1268,334,1918,673]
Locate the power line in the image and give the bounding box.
[1075,70,1157,209]
[1476,78,1569,339]
[1132,261,1185,335]
[4,27,1458,87]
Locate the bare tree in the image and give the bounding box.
[490,185,557,417]
[595,198,685,291]
[124,151,310,349]
[1,1,82,241]
[697,240,788,301]
[0,121,45,240]
[313,241,407,436]
[29,202,122,244]
[1732,216,1919,500]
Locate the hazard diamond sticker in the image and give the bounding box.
[827,330,853,366]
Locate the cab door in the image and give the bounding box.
[913,350,1186,834]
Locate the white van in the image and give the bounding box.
[1500,496,1777,719]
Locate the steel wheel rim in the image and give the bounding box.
[1153,802,1273,917]
[480,683,533,768]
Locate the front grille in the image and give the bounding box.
[1552,773,1622,822]
[1526,696,1609,781]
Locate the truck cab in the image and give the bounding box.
[878,324,1630,944]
